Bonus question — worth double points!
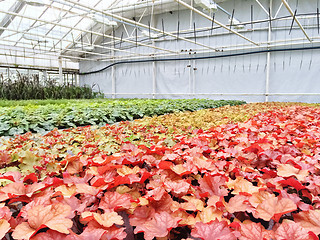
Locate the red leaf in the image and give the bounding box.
[134,211,180,240]
[162,153,179,161]
[23,173,38,184]
[97,164,122,175]
[129,206,155,227]
[274,221,313,240]
[0,171,22,183]
[199,174,228,197]
[0,219,11,239]
[159,161,173,170]
[238,221,273,240]
[12,203,73,240]
[99,192,132,211]
[254,196,297,222]
[164,179,190,195]
[225,195,254,214]
[191,220,236,240]
[101,226,127,240]
[1,182,46,199]
[294,210,320,235]
[243,144,264,154]
[81,211,124,228]
[91,178,107,187]
[0,204,12,221]
[30,230,67,240]
[107,176,131,189]
[279,177,306,191]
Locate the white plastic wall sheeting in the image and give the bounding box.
[79,48,320,103]
[268,49,320,103]
[115,62,154,98]
[79,0,320,103]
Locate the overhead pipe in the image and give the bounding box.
[79,45,320,75]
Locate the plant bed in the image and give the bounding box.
[0,99,245,136]
[0,103,319,239]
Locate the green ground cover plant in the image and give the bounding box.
[0,99,245,136]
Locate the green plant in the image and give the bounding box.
[0,99,246,136]
[0,72,103,100]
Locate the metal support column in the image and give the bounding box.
[151,3,156,99]
[111,45,116,98]
[58,58,63,85]
[265,0,272,102]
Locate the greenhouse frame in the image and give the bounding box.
[2,1,320,240]
[0,0,319,102]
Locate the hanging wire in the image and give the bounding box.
[193,22,197,43]
[251,5,254,30]
[134,3,138,47]
[162,19,165,37]
[102,15,105,51]
[161,0,165,40]
[80,34,83,51]
[120,2,124,50]
[230,9,235,30]
[113,26,116,49]
[317,0,320,36]
[176,1,181,77]
[289,9,297,34]
[90,25,93,46]
[268,7,273,31]
[211,13,215,35]
[309,3,315,70]
[249,4,254,72]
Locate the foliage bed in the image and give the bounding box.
[0,103,320,239]
[0,99,245,136]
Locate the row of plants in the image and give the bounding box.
[0,99,245,136]
[0,73,103,100]
[0,99,125,107]
[0,103,319,239]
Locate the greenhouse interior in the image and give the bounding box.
[1,0,320,240]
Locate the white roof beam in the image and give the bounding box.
[281,0,312,42]
[174,0,259,46]
[50,0,103,52]
[0,1,26,36]
[0,9,175,57]
[13,0,53,46]
[0,25,150,59]
[61,0,218,51]
[255,0,269,16]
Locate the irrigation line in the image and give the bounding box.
[80,45,320,75]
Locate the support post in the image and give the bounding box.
[58,58,63,85]
[265,0,272,102]
[151,3,156,99]
[112,65,116,99]
[152,61,156,99]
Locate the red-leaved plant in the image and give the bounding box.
[0,105,319,239]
